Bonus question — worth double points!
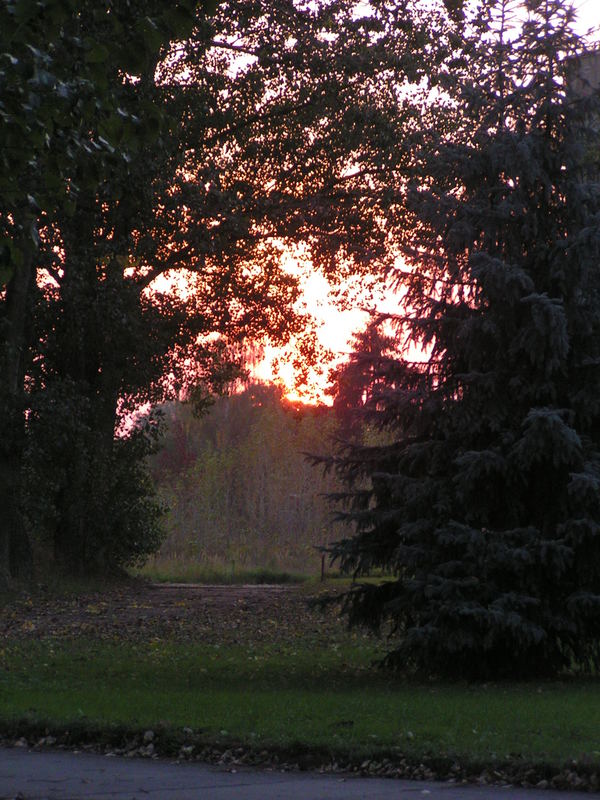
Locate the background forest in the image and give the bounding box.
[147,384,348,577]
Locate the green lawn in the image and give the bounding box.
[2,637,600,768]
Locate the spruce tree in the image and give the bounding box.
[328,0,600,679]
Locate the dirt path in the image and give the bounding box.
[0,580,346,645]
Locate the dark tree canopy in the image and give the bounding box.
[328,320,399,439]
[0,0,208,583]
[2,0,451,577]
[327,0,600,679]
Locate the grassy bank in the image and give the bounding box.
[132,560,309,585]
[2,637,600,774]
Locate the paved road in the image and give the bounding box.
[1,748,600,800]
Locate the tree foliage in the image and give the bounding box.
[328,320,399,439]
[327,0,600,679]
[0,0,207,582]
[2,0,450,577]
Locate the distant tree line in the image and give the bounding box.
[149,384,348,574]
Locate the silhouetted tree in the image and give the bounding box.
[17,0,452,575]
[328,320,398,439]
[0,0,206,583]
[327,0,600,679]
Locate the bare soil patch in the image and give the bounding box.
[0,580,344,645]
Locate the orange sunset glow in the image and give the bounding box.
[257,0,600,404]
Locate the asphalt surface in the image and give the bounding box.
[2,748,600,800]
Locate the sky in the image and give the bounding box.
[574,0,598,37]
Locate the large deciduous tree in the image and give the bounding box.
[327,0,600,679]
[0,0,208,585]
[16,0,451,575]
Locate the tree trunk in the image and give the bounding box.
[0,228,34,581]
